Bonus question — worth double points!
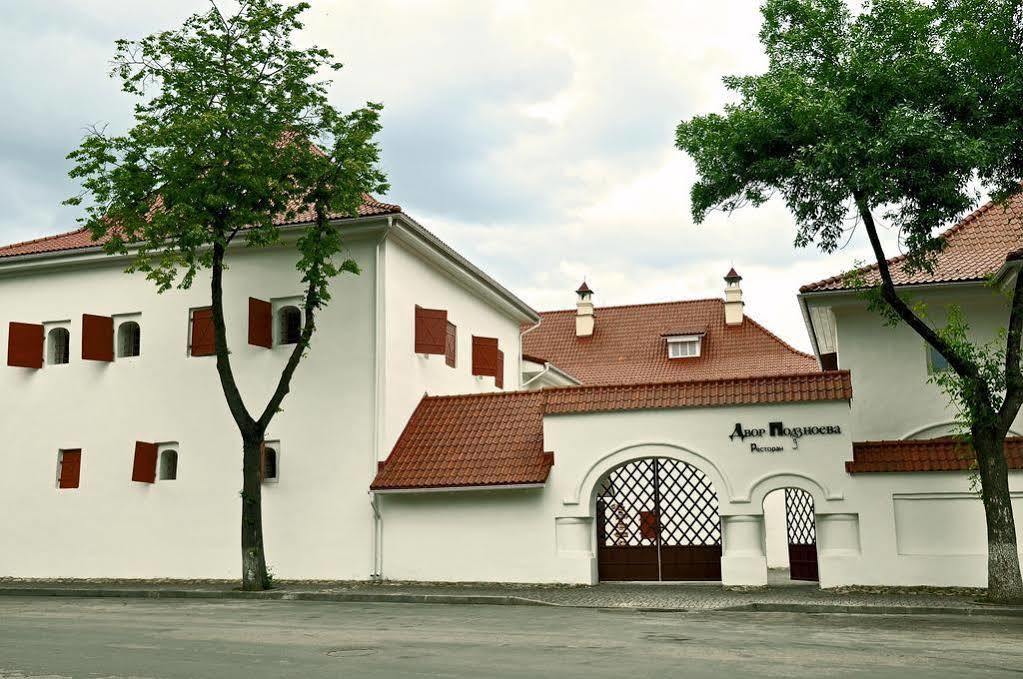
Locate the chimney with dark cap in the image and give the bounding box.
[576,281,595,337]
[724,267,744,325]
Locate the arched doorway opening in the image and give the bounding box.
[595,457,722,581]
[763,487,818,582]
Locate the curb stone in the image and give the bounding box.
[2,586,1022,617]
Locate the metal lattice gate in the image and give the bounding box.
[596,458,722,581]
[784,488,819,581]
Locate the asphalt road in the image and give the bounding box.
[0,597,1020,678]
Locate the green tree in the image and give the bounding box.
[64,0,388,590]
[676,0,1023,601]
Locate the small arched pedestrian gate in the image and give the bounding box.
[596,458,722,581]
[784,488,818,581]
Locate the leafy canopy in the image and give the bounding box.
[65,0,388,309]
[676,0,1021,274]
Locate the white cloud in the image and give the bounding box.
[0,1,915,350]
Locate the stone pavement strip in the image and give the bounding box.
[2,578,1020,617]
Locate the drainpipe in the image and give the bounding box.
[518,317,543,390]
[520,362,552,390]
[370,218,390,579]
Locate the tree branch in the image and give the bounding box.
[855,192,983,382]
[211,240,256,434]
[999,265,1023,429]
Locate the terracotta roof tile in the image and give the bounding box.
[801,193,1023,293]
[372,372,851,490]
[371,391,551,491]
[847,437,1023,473]
[522,298,818,386]
[0,194,401,259]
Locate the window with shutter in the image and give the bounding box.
[190,308,216,356]
[7,322,44,369]
[472,336,499,378]
[248,298,273,348]
[131,441,158,483]
[415,306,447,355]
[495,349,504,388]
[57,449,81,489]
[445,322,457,368]
[82,314,114,362]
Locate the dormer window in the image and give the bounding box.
[665,334,702,359]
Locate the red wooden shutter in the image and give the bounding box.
[472,336,499,377]
[81,314,114,362]
[495,349,504,388]
[445,322,457,368]
[248,298,272,349]
[190,308,216,356]
[131,441,158,483]
[639,510,659,541]
[414,306,447,355]
[7,322,43,369]
[58,450,81,489]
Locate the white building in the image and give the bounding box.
[0,193,1020,587]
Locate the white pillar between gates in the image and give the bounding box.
[720,514,768,586]
[815,513,862,588]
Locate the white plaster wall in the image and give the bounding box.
[381,234,523,455]
[0,236,381,579]
[379,400,858,584]
[379,399,1022,587]
[763,490,789,568]
[816,286,1023,441]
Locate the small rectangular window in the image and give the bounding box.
[666,335,701,359]
[114,313,142,359]
[159,446,179,481]
[57,449,81,489]
[926,344,951,374]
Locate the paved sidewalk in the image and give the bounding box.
[1,575,1016,616]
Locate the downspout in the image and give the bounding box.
[520,362,552,390]
[369,217,391,579]
[518,317,543,390]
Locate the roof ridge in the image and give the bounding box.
[741,314,818,362]
[0,225,93,253]
[537,297,723,315]
[420,369,850,403]
[800,195,1015,293]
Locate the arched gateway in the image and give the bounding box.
[596,457,722,581]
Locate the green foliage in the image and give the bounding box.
[676,0,1021,273]
[64,0,388,309]
[928,307,1007,428]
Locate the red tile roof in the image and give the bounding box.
[847,437,1023,473]
[372,371,851,490]
[801,193,1023,293]
[371,391,551,491]
[0,194,401,259]
[521,298,818,386]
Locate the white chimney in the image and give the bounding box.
[576,281,595,337]
[724,268,744,325]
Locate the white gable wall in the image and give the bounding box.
[381,231,524,456]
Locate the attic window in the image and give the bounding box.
[666,334,701,359]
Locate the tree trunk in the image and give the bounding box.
[240,433,270,591]
[973,428,1023,602]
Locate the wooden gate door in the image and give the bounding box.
[596,458,722,581]
[785,488,819,581]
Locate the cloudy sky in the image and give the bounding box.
[0,0,905,350]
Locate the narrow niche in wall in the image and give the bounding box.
[115,313,142,359]
[45,323,71,366]
[261,440,281,483]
